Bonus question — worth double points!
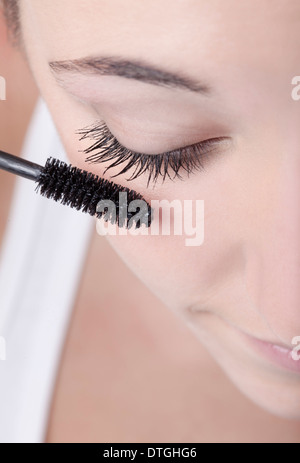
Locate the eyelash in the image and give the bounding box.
[76,121,224,187]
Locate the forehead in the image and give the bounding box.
[24,0,300,69]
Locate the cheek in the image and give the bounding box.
[101,197,240,316]
[96,144,276,319]
[104,232,196,312]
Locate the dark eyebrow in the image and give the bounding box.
[49,56,211,94]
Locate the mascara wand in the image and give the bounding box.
[0,150,152,228]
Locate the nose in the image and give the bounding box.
[245,134,300,346]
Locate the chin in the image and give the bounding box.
[187,317,300,421]
[212,346,300,420]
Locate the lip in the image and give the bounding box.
[189,309,300,375]
[242,332,300,374]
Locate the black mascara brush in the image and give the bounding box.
[0,150,152,228]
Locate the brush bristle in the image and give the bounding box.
[35,158,152,228]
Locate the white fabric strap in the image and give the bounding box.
[0,99,94,443]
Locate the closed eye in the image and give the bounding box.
[76,121,227,188]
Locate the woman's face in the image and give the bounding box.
[18,0,300,418]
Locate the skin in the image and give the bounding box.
[5,0,300,434]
